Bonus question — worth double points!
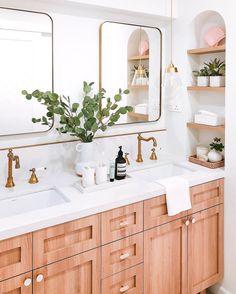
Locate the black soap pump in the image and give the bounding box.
[115,146,126,180]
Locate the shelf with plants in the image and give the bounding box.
[187,45,225,55]
[187,122,225,133]
[128,55,149,61]
[187,86,225,92]
[129,84,149,89]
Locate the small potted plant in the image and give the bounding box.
[22,81,133,174]
[192,66,210,87]
[208,137,224,162]
[204,58,225,87]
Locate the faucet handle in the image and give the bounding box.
[150,148,157,161]
[28,167,46,184]
[125,153,130,165]
[15,156,20,169]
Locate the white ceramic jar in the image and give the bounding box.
[208,149,223,162]
[197,76,209,87]
[210,76,225,87]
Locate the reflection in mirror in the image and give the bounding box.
[100,22,162,124]
[0,8,53,136]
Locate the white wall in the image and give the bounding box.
[172,2,236,293]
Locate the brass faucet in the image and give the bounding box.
[136,133,157,162]
[5,149,20,188]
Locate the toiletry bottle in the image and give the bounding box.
[115,146,126,180]
[109,161,115,182]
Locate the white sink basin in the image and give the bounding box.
[0,188,69,219]
[129,163,195,182]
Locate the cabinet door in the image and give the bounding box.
[33,248,100,294]
[101,202,143,244]
[0,233,32,281]
[189,179,224,214]
[144,218,188,294]
[188,205,224,294]
[0,272,32,294]
[33,214,100,268]
[102,264,143,294]
[144,195,187,229]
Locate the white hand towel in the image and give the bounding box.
[156,176,191,216]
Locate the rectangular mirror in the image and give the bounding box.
[0,7,53,136]
[100,21,162,124]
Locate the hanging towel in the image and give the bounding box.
[156,176,191,216]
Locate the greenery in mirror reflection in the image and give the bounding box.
[22,82,133,142]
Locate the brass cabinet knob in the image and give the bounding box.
[120,285,129,293]
[24,278,32,287]
[120,252,130,260]
[191,218,196,224]
[184,220,190,226]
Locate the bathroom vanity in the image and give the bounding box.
[0,175,224,294]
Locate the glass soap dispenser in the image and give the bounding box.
[115,146,126,180]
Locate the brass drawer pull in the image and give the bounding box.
[36,274,44,283]
[24,278,32,287]
[120,285,129,293]
[184,220,190,226]
[120,252,130,260]
[191,218,196,224]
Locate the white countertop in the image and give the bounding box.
[0,158,225,241]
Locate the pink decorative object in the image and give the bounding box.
[204,27,226,47]
[139,40,149,56]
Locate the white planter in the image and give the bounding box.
[197,76,209,87]
[210,76,225,87]
[75,142,96,175]
[208,149,223,162]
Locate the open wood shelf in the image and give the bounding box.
[128,112,148,121]
[128,55,149,61]
[187,122,225,132]
[187,86,225,92]
[187,45,225,55]
[129,84,149,89]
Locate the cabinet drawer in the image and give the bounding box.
[144,195,187,230]
[102,232,143,278]
[33,248,100,294]
[0,233,32,281]
[101,202,143,244]
[33,214,100,268]
[102,264,143,294]
[0,272,33,294]
[189,179,224,214]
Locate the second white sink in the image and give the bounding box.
[129,163,195,182]
[0,188,69,219]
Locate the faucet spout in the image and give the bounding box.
[136,133,158,163]
[5,149,20,188]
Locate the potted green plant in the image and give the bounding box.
[192,66,210,87]
[204,58,225,87]
[208,137,224,162]
[22,81,133,174]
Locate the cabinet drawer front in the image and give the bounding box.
[188,205,224,294]
[144,195,187,229]
[189,179,224,214]
[33,214,100,268]
[33,248,100,294]
[0,233,32,281]
[102,233,143,278]
[0,272,33,294]
[102,264,143,294]
[101,202,143,244]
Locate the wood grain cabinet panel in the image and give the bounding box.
[0,272,33,294]
[101,202,143,244]
[0,233,32,281]
[188,205,224,294]
[144,217,188,294]
[189,179,224,214]
[144,195,187,229]
[33,214,100,268]
[33,248,100,294]
[102,264,143,294]
[102,232,143,278]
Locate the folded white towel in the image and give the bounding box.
[156,176,192,216]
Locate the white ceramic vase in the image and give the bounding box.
[197,76,209,87]
[208,149,223,163]
[75,142,96,175]
[210,76,225,87]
